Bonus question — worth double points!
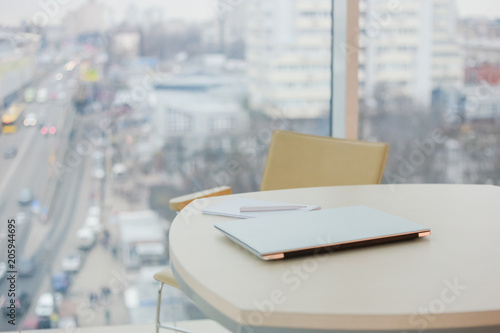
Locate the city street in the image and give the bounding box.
[0,64,202,331]
[0,65,82,330]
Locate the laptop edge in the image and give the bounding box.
[215,225,430,261]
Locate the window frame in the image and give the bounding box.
[330,0,359,139]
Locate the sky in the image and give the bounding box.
[0,0,215,26]
[0,0,498,27]
[455,0,499,18]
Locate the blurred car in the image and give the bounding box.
[23,113,37,127]
[37,316,52,329]
[34,293,54,317]
[112,163,127,180]
[0,262,6,280]
[1,291,30,317]
[18,188,34,206]
[40,126,57,136]
[92,168,105,179]
[15,211,28,225]
[76,228,96,250]
[84,216,103,233]
[3,146,17,159]
[87,205,101,218]
[36,88,48,103]
[18,257,36,277]
[0,296,7,317]
[62,252,84,274]
[51,272,70,294]
[23,316,53,329]
[22,316,40,330]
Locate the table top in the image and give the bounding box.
[169,184,500,332]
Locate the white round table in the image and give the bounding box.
[169,185,500,332]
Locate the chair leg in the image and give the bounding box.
[156,282,194,333]
[156,283,163,333]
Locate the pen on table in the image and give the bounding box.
[240,205,307,212]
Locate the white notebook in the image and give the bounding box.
[202,197,320,219]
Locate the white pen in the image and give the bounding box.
[240,205,307,212]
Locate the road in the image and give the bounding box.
[0,65,78,241]
[0,64,82,331]
[0,59,203,331]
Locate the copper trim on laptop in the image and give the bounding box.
[262,229,430,260]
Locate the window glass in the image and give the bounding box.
[359,0,500,185]
[0,0,332,329]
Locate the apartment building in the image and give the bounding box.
[359,0,462,106]
[459,18,500,67]
[432,0,463,90]
[0,32,39,107]
[246,0,462,116]
[458,18,500,120]
[246,0,332,118]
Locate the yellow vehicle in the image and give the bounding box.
[1,103,25,134]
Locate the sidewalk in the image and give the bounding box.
[64,150,169,327]
[67,243,130,327]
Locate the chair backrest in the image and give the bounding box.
[260,130,389,191]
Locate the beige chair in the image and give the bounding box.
[154,130,389,332]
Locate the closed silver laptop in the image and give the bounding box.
[214,205,430,260]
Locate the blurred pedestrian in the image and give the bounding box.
[102,229,110,248]
[105,309,111,325]
[112,244,119,259]
[89,292,98,306]
[101,286,111,301]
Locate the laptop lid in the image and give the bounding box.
[214,205,430,260]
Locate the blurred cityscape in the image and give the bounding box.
[0,0,499,330]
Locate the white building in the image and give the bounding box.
[458,18,500,121]
[151,69,249,143]
[359,0,462,106]
[149,63,249,176]
[459,18,500,67]
[153,90,247,139]
[462,85,500,120]
[432,0,463,90]
[246,0,332,118]
[246,0,463,115]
